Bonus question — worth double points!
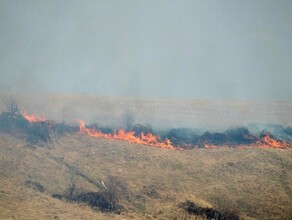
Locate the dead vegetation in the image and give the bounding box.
[0,132,291,219]
[0,98,29,133]
[179,200,240,220]
[0,98,292,219]
[53,175,127,213]
[0,98,291,149]
[24,180,45,193]
[0,98,53,146]
[122,109,136,131]
[0,98,78,147]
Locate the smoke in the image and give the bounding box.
[248,123,292,143]
[0,1,291,130]
[0,1,291,101]
[1,94,291,132]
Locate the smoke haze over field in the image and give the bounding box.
[1,94,291,130]
[0,0,292,100]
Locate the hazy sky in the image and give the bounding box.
[0,0,291,100]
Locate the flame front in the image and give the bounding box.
[77,119,176,150]
[22,113,46,123]
[20,116,291,150]
[199,132,291,149]
[259,132,290,148]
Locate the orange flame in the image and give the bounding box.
[200,132,292,149]
[259,132,291,149]
[22,113,46,123]
[77,119,176,150]
[204,144,217,149]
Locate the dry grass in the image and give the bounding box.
[0,132,292,219]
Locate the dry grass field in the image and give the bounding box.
[0,132,291,219]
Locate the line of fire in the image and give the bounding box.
[1,103,291,150]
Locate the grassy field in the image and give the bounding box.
[0,132,291,219]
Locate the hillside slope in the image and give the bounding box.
[0,133,291,219]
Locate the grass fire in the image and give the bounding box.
[1,1,292,218]
[0,97,292,220]
[2,107,291,150]
[1,96,292,151]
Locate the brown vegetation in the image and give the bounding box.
[0,132,291,219]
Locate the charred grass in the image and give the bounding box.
[0,133,291,219]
